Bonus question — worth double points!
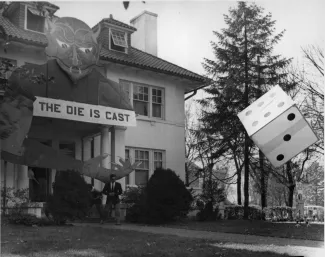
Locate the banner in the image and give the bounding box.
[33,97,136,127]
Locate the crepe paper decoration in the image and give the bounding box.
[0,72,36,155]
[1,138,141,183]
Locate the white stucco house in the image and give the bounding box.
[0,1,207,206]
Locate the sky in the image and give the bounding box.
[52,0,324,100]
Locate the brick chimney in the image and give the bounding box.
[130,11,158,56]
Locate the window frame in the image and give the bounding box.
[119,80,165,120]
[24,5,46,34]
[125,147,165,186]
[109,28,128,54]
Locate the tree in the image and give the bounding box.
[184,100,201,187]
[292,45,324,155]
[199,2,293,218]
[301,162,324,206]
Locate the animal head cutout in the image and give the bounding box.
[45,17,101,83]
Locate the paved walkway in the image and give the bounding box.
[73,222,324,249]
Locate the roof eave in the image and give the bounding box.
[99,55,206,83]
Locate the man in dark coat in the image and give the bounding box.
[102,174,123,225]
[87,184,104,223]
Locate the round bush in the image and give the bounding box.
[46,170,90,224]
[145,168,193,224]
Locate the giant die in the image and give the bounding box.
[237,85,318,168]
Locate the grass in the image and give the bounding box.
[1,224,291,257]
[160,219,324,241]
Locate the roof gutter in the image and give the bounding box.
[184,80,213,101]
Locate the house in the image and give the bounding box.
[0,1,206,209]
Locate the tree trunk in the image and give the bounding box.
[243,12,250,219]
[286,162,295,207]
[237,170,242,205]
[260,150,267,208]
[185,162,189,186]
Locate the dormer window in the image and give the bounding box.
[26,7,45,33]
[110,29,127,53]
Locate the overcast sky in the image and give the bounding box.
[54,0,324,99]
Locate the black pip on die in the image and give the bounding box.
[237,85,318,168]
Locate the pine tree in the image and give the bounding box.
[199,2,295,218]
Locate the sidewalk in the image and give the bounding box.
[73,222,324,248]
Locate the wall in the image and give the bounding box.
[105,63,187,181]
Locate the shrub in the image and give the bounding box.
[224,205,263,220]
[1,187,29,215]
[145,168,193,224]
[121,185,146,223]
[46,170,90,224]
[263,206,295,221]
[8,213,54,226]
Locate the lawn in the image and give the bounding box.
[160,219,324,241]
[1,224,291,257]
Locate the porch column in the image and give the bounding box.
[94,136,103,190]
[111,126,126,190]
[101,126,110,204]
[100,126,111,169]
[75,138,82,160]
[83,137,92,184]
[17,165,29,189]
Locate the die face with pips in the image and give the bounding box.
[237,85,318,168]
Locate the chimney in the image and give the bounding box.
[130,11,158,56]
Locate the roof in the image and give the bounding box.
[94,17,137,32]
[0,11,206,83]
[100,47,206,82]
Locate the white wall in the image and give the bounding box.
[105,64,187,181]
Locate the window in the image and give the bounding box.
[154,151,163,170]
[135,150,149,186]
[110,29,127,53]
[0,58,17,80]
[59,142,75,157]
[26,8,45,33]
[119,80,164,119]
[125,149,130,185]
[152,88,163,118]
[125,148,165,186]
[133,84,149,116]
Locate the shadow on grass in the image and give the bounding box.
[163,219,324,241]
[1,225,291,257]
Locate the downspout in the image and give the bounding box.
[185,90,197,101]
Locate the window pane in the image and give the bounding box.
[157,90,162,97]
[125,149,130,160]
[152,96,156,103]
[134,101,148,116]
[144,95,148,101]
[152,89,156,95]
[111,30,127,47]
[144,87,148,94]
[152,103,162,118]
[27,10,45,32]
[135,170,148,185]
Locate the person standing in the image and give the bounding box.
[102,174,123,225]
[87,184,104,223]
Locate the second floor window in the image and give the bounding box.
[133,84,149,116]
[26,8,45,33]
[110,29,127,53]
[119,80,165,119]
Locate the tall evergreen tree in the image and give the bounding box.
[199,2,295,218]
